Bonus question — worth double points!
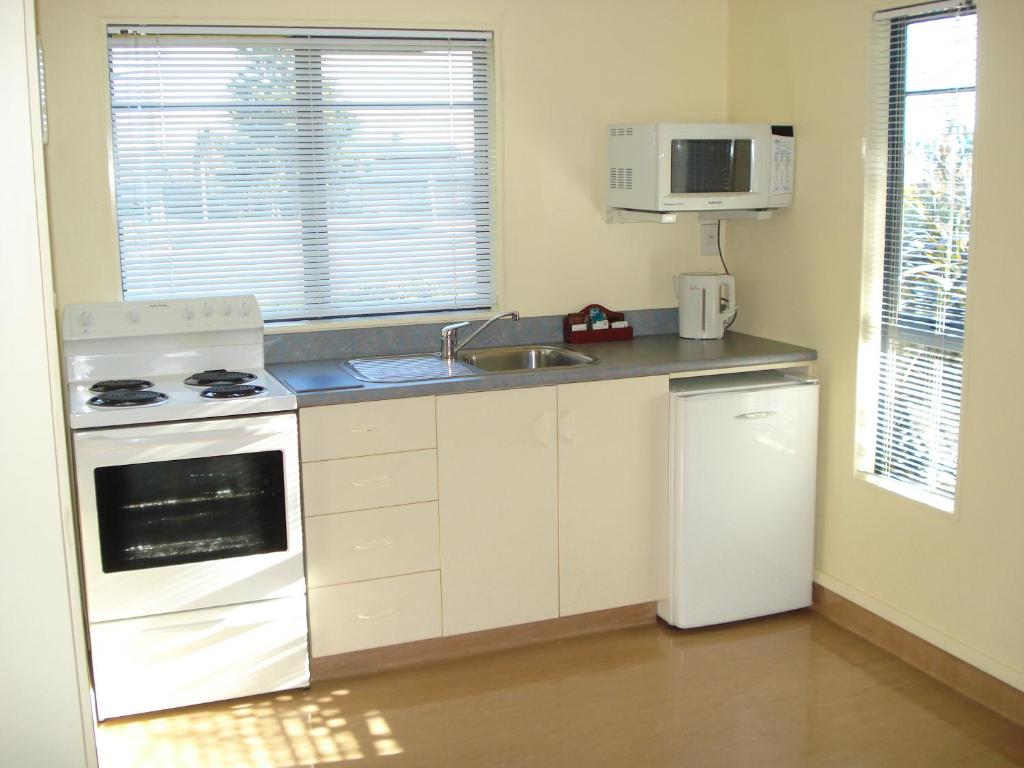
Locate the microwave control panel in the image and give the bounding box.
[769,125,795,203]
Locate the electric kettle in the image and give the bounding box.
[673,273,737,340]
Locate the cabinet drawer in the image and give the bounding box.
[305,502,440,587]
[90,596,309,720]
[300,397,436,461]
[309,571,441,656]
[303,450,438,516]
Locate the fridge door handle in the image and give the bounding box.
[734,410,778,420]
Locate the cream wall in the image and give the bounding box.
[38,0,729,320]
[726,0,1024,690]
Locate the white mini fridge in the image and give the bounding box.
[659,372,819,629]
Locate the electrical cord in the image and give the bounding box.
[716,219,730,275]
[717,219,738,329]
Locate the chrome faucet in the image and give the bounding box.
[439,311,520,361]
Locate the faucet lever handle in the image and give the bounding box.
[439,321,471,360]
[440,321,471,336]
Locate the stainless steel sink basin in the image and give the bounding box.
[345,345,598,383]
[457,345,598,372]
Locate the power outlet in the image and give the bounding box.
[700,222,720,257]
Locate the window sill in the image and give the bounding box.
[858,472,956,515]
[264,309,498,336]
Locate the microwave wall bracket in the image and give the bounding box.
[697,210,774,222]
[606,207,679,224]
[606,207,776,224]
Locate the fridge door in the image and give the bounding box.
[666,383,818,628]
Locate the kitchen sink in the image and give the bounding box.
[345,345,598,383]
[457,345,598,372]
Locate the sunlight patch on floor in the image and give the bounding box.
[97,688,402,768]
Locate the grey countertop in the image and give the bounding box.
[268,331,817,407]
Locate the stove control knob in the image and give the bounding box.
[182,306,195,321]
[128,308,140,324]
[240,301,251,317]
[202,302,213,318]
[78,311,92,331]
[220,301,232,316]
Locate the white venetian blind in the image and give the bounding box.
[107,27,494,322]
[860,2,976,507]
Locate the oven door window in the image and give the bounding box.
[94,451,288,572]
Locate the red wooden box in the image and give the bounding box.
[562,304,634,344]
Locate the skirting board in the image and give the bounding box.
[311,602,656,681]
[812,578,1024,728]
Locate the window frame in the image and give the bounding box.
[858,1,977,512]
[104,25,499,328]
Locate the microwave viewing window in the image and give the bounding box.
[94,451,288,573]
[670,139,753,194]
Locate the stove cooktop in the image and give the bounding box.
[67,369,295,430]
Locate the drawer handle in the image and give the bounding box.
[352,474,391,488]
[142,618,223,633]
[354,537,395,551]
[734,410,778,420]
[357,607,396,621]
[349,423,389,434]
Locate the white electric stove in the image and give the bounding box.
[62,296,309,720]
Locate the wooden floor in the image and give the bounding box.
[97,611,1024,767]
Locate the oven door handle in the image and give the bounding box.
[83,425,277,449]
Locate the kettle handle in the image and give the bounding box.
[720,278,738,330]
[723,279,736,312]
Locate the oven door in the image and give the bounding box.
[73,412,304,623]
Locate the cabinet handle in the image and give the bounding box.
[734,410,778,420]
[356,607,396,621]
[354,537,395,551]
[562,410,577,445]
[349,423,388,434]
[534,412,552,448]
[352,474,391,488]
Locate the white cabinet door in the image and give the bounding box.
[437,387,559,636]
[557,376,669,616]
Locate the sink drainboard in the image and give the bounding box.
[346,355,480,383]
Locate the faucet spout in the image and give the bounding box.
[440,311,520,361]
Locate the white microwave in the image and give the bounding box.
[607,123,794,212]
